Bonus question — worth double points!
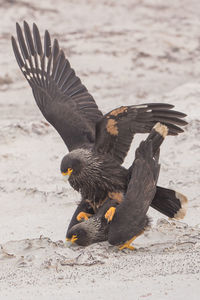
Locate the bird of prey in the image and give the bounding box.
[11,22,188,231]
[66,123,165,249]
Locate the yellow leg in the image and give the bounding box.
[119,230,144,250]
[76,211,92,221]
[105,207,116,222]
[119,236,138,250]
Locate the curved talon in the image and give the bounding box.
[105,207,116,222]
[76,211,92,221]
[119,236,137,250]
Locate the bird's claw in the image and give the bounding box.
[105,207,116,222]
[119,236,137,250]
[76,211,92,221]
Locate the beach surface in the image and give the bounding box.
[0,1,200,299]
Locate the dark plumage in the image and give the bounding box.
[66,199,116,246]
[67,123,163,247]
[12,22,188,232]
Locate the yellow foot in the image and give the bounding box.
[105,207,116,222]
[119,236,138,250]
[76,212,92,221]
[66,234,78,244]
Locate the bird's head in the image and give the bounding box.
[66,215,108,246]
[60,154,83,180]
[60,149,93,181]
[66,223,90,246]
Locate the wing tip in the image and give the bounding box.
[16,22,21,31]
[144,103,175,109]
[23,20,28,27]
[11,35,15,43]
[33,22,40,35]
[153,122,168,138]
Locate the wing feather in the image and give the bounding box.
[94,103,187,164]
[12,22,103,151]
[108,127,163,245]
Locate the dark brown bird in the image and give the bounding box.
[66,123,165,248]
[11,22,188,232]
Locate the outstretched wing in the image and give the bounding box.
[94,103,187,164]
[11,22,103,151]
[108,129,162,245]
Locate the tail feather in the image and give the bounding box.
[151,186,188,219]
[173,191,188,219]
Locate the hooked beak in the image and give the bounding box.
[66,234,78,244]
[62,168,73,181]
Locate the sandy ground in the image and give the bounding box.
[0,0,200,299]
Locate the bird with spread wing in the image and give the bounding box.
[12,22,188,234]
